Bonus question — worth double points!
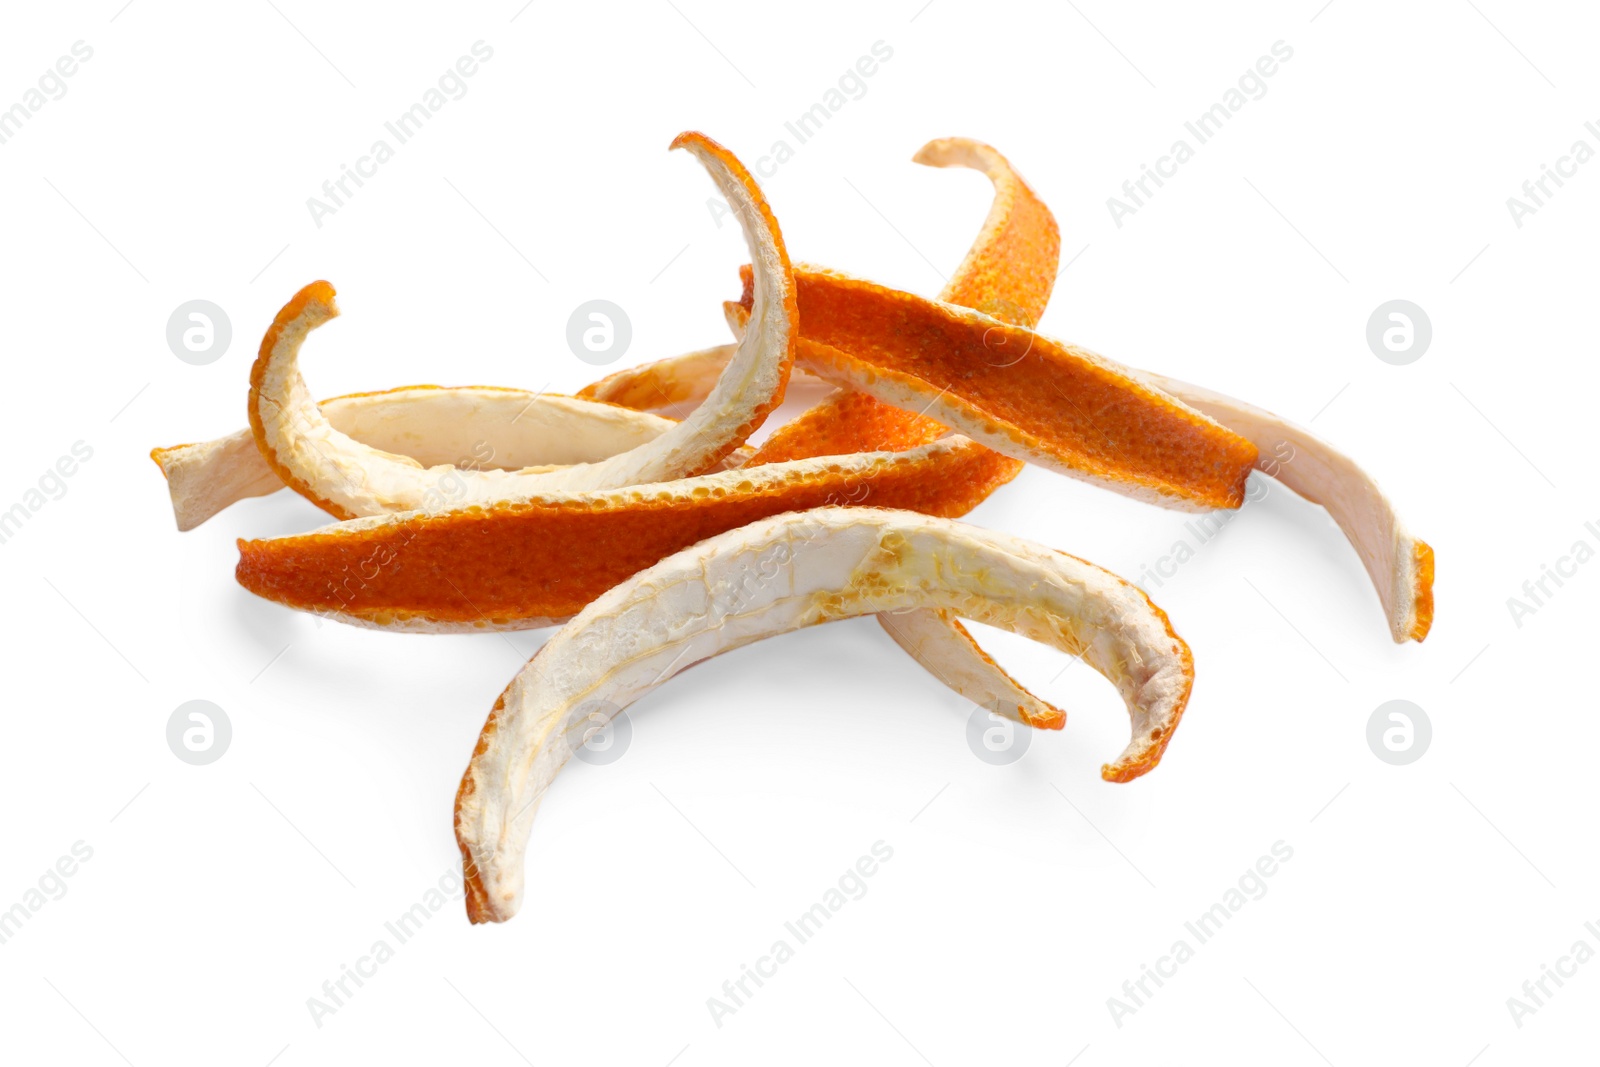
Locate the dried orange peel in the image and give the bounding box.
[248,132,796,520]
[235,436,1018,631]
[731,267,1260,510]
[1146,373,1434,642]
[914,137,1061,324]
[151,386,695,531]
[749,138,1062,729]
[578,343,837,416]
[454,507,1195,923]
[587,140,1073,729]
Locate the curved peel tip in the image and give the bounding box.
[454,508,1194,921]
[1408,540,1435,643]
[670,129,711,153]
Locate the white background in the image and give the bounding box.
[0,0,1593,1063]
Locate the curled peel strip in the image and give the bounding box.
[620,286,1432,643]
[912,137,1061,325]
[579,344,837,415]
[764,139,1066,729]
[454,506,1194,923]
[841,140,1067,730]
[232,143,1047,636]
[591,140,1083,728]
[151,387,692,531]
[234,436,1019,630]
[738,266,1260,511]
[1146,373,1435,642]
[248,132,796,520]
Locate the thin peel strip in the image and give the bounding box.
[578,345,835,415]
[151,386,687,531]
[748,264,1260,511]
[862,139,1060,729]
[454,506,1194,923]
[247,132,795,519]
[593,140,1071,728]
[1145,373,1435,642]
[235,436,1020,630]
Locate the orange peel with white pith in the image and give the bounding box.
[454,506,1195,923]
[1145,373,1434,642]
[578,343,838,416]
[591,139,1072,729]
[738,266,1260,511]
[234,433,1019,631]
[248,133,795,521]
[152,386,711,532]
[753,138,1063,728]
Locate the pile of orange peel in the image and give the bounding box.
[153,132,1433,925]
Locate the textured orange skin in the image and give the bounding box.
[746,390,945,464]
[751,138,1058,475]
[744,144,1076,737]
[1410,540,1436,642]
[937,197,1058,325]
[590,140,1057,480]
[756,268,1260,510]
[236,442,1019,624]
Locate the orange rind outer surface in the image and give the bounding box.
[235,437,1020,631]
[740,264,1260,511]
